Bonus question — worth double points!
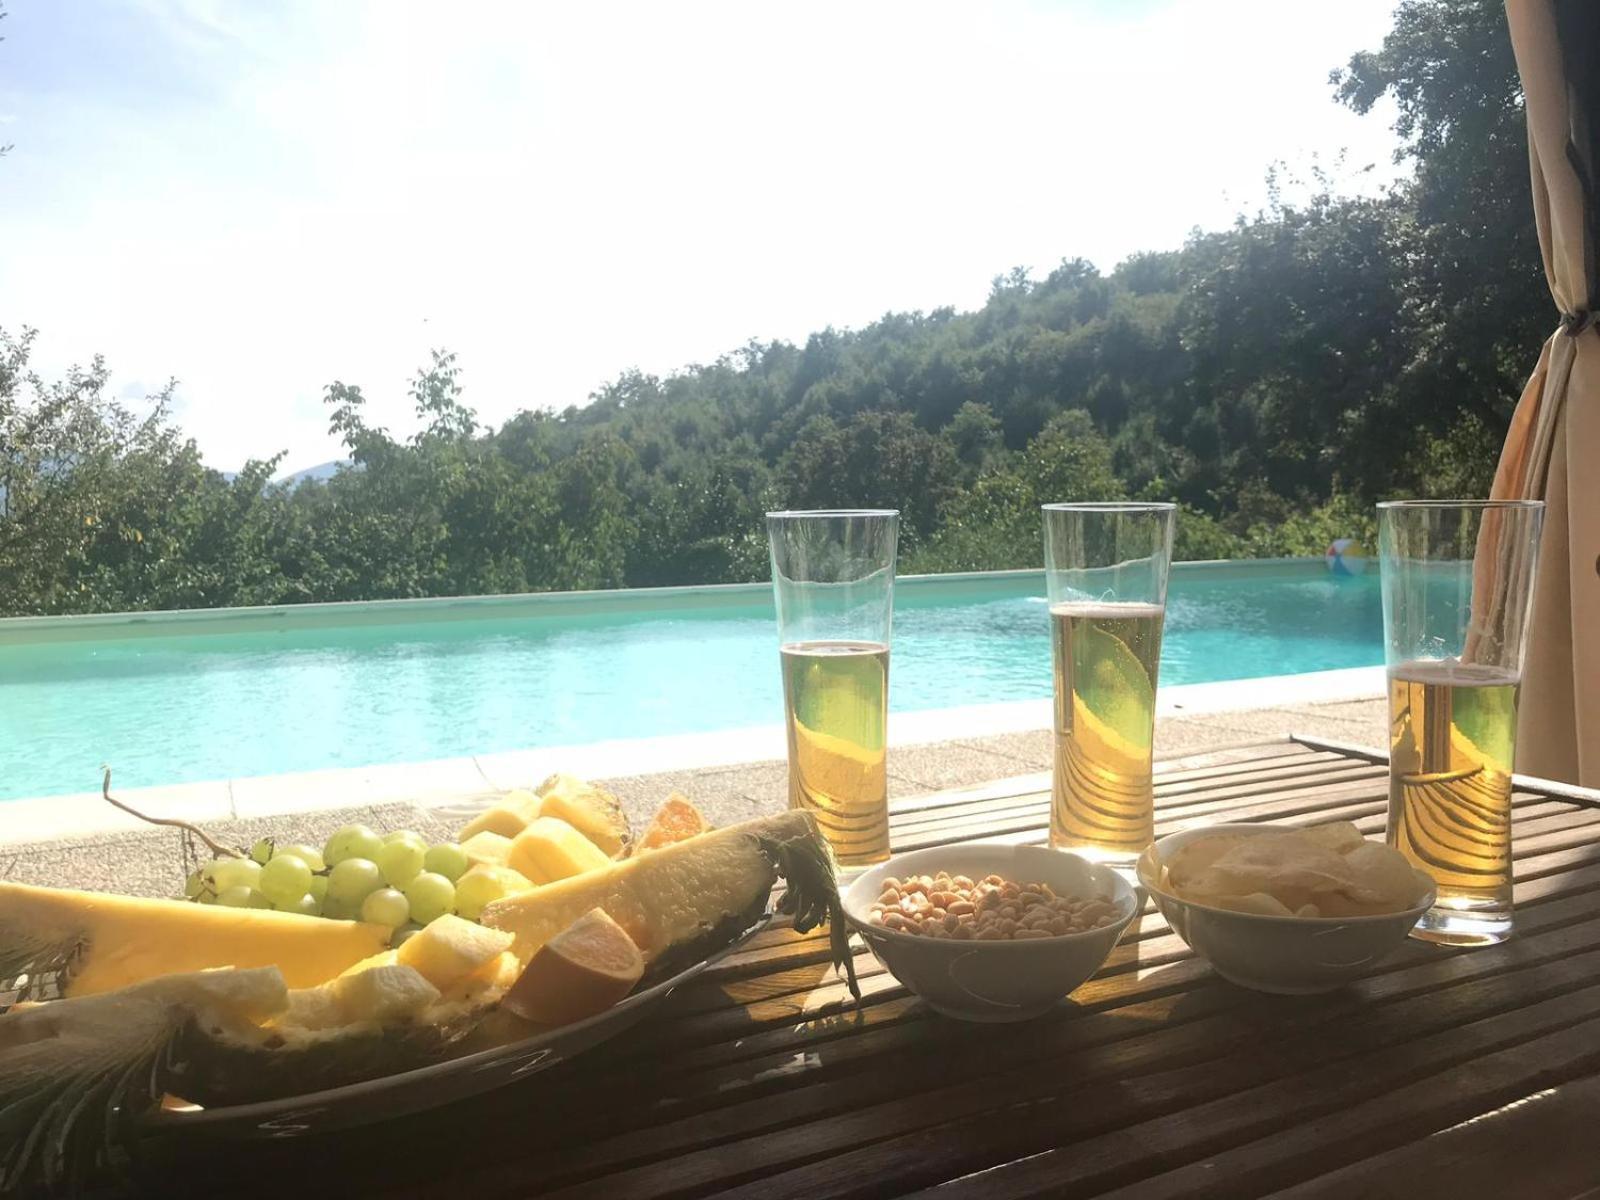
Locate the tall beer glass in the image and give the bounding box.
[1044,503,1175,868]
[1378,499,1544,945]
[767,509,899,869]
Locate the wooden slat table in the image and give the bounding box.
[156,737,1600,1199]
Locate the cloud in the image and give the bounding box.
[0,0,1404,472]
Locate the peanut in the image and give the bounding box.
[869,870,1119,940]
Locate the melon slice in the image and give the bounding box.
[508,816,612,884]
[536,774,632,858]
[634,794,708,855]
[502,908,643,1027]
[0,881,390,998]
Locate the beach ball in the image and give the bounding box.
[1325,537,1368,576]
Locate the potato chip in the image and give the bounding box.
[1182,835,1356,909]
[1337,842,1427,911]
[1161,826,1427,918]
[1212,891,1294,917]
[1164,832,1253,889]
[1295,821,1367,855]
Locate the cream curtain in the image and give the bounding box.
[1492,0,1598,785]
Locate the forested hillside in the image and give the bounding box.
[0,0,1547,615]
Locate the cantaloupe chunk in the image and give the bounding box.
[502,908,643,1026]
[634,794,708,854]
[537,775,631,858]
[461,830,516,868]
[0,881,390,997]
[328,963,441,1023]
[508,817,612,884]
[393,915,513,991]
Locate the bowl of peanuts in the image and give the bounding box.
[842,842,1141,1022]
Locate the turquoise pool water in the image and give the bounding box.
[0,566,1381,800]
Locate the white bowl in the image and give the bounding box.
[841,842,1141,1022]
[1136,823,1437,995]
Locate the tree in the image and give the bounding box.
[0,0,1537,612]
[1334,0,1546,438]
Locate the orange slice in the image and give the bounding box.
[501,907,644,1026]
[634,794,708,855]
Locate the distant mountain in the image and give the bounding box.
[274,459,350,488]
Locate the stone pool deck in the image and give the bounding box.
[0,670,1385,898]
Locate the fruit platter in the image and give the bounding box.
[0,775,856,1195]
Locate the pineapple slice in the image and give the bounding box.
[337,948,399,978]
[508,816,612,884]
[394,915,513,991]
[328,963,440,1023]
[537,775,632,858]
[276,983,345,1031]
[461,830,516,868]
[458,788,542,841]
[484,811,810,965]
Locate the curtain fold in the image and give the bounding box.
[1490,0,1598,785]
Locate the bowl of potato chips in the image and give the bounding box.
[1137,821,1435,995]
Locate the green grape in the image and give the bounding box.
[327,857,384,905]
[278,893,321,917]
[195,891,217,905]
[246,890,274,909]
[453,870,511,920]
[259,855,314,907]
[423,842,470,883]
[321,896,359,921]
[308,875,329,903]
[208,857,262,893]
[323,824,384,867]
[273,843,326,873]
[183,870,205,899]
[403,872,455,924]
[215,885,254,908]
[360,888,410,929]
[383,828,422,844]
[249,837,275,865]
[374,838,426,887]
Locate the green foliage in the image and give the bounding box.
[0,0,1539,615]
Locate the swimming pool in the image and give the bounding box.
[0,562,1380,800]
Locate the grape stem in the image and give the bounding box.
[101,766,242,859]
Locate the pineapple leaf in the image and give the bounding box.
[0,995,171,1195]
[758,821,861,1001]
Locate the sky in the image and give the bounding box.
[0,0,1405,475]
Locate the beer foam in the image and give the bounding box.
[1389,659,1520,688]
[1048,601,1165,621]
